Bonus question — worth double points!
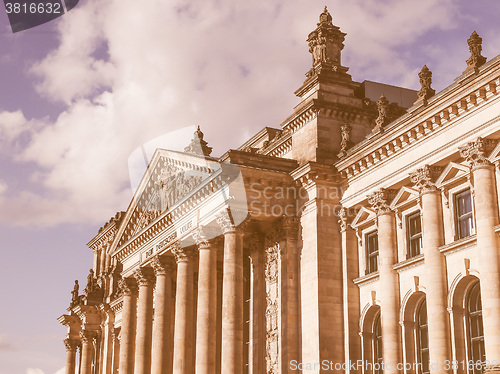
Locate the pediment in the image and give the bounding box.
[111,149,220,251]
[488,141,500,163]
[435,162,470,187]
[390,186,419,210]
[351,207,376,228]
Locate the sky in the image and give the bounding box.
[0,0,500,373]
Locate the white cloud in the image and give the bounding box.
[0,0,489,227]
[53,368,65,374]
[26,369,45,374]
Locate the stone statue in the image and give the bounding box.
[338,123,352,157]
[416,65,435,103]
[70,280,79,306]
[86,269,96,293]
[464,31,486,73]
[374,94,389,129]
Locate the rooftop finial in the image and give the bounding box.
[318,5,332,25]
[415,65,435,105]
[464,31,486,74]
[184,126,212,156]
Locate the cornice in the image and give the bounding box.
[439,235,477,255]
[336,57,500,179]
[392,254,424,273]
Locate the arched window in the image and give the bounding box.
[373,314,383,374]
[467,282,485,374]
[416,300,429,374]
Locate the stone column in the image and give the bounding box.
[340,208,361,374]
[410,165,451,373]
[193,228,218,374]
[460,138,500,368]
[172,243,196,374]
[80,330,96,374]
[118,277,138,374]
[368,189,401,374]
[151,255,174,374]
[64,338,79,374]
[217,209,244,374]
[248,236,266,374]
[282,216,301,372]
[111,328,120,374]
[133,267,155,374]
[100,246,107,275]
[100,307,115,374]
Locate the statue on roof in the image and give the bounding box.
[374,94,389,130]
[416,65,435,104]
[70,280,79,307]
[464,31,486,73]
[184,126,213,156]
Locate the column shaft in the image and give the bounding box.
[472,165,500,364]
[80,332,95,374]
[134,268,155,374]
[421,190,451,372]
[195,242,218,374]
[250,247,265,373]
[64,339,78,374]
[377,212,401,374]
[221,230,244,374]
[173,247,195,374]
[118,279,138,374]
[152,256,174,374]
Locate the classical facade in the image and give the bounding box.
[59,7,500,374]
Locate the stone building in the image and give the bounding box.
[59,7,500,374]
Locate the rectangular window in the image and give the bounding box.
[366,231,379,274]
[455,189,473,239]
[407,212,422,258]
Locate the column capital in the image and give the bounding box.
[409,164,443,193]
[151,254,175,276]
[367,188,396,215]
[172,243,196,263]
[118,277,138,297]
[216,208,244,234]
[192,226,220,249]
[133,267,155,286]
[64,337,79,352]
[282,216,300,239]
[459,137,496,169]
[79,330,97,344]
[338,207,357,231]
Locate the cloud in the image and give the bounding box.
[0,0,489,227]
[0,334,18,351]
[53,368,65,374]
[26,369,45,374]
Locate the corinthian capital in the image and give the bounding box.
[192,226,215,248]
[367,188,396,215]
[216,208,237,234]
[133,267,155,286]
[409,165,443,192]
[151,255,174,276]
[79,330,97,344]
[282,216,300,239]
[459,137,496,168]
[171,242,195,263]
[117,277,138,297]
[64,337,79,352]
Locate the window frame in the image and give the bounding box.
[454,189,474,240]
[406,211,423,259]
[365,230,379,275]
[415,299,430,374]
[466,282,485,374]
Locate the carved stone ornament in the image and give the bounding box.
[117,277,138,297]
[338,122,352,157]
[157,163,204,210]
[416,65,435,103]
[171,242,195,263]
[307,6,345,69]
[264,240,280,374]
[216,209,236,234]
[80,330,97,344]
[133,267,155,286]
[151,255,174,276]
[409,165,443,192]
[459,137,496,168]
[374,94,389,130]
[282,216,300,239]
[464,31,486,73]
[184,126,212,156]
[192,226,211,247]
[339,207,348,231]
[64,337,79,352]
[367,188,396,215]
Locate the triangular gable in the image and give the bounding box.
[110,149,220,254]
[488,141,500,163]
[435,162,469,187]
[351,206,376,228]
[390,186,419,210]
